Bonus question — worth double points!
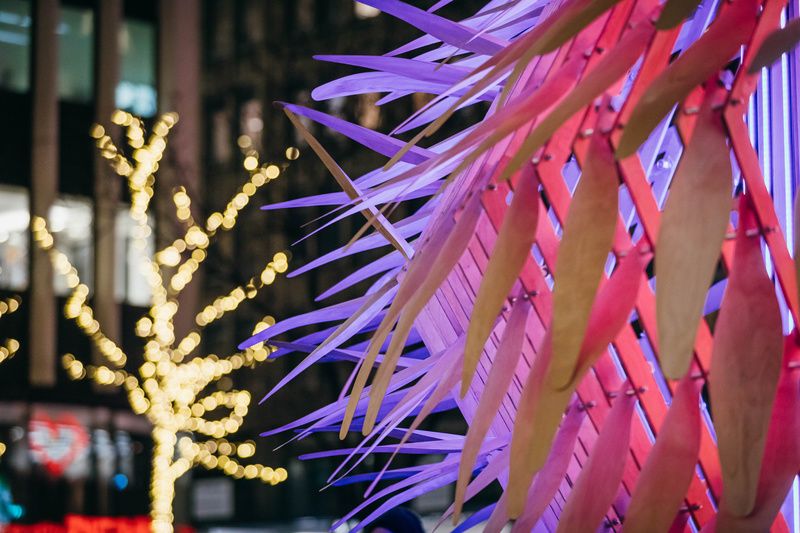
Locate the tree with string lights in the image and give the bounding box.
[0,295,20,368]
[32,109,298,533]
[0,295,21,459]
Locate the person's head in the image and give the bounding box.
[367,507,425,533]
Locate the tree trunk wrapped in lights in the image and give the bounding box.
[246,0,800,531]
[33,110,295,533]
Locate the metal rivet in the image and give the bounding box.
[745,227,761,237]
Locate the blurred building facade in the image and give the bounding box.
[0,0,484,528]
[0,0,200,523]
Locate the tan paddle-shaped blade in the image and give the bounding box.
[535,0,625,54]
[621,375,702,533]
[549,111,619,390]
[710,196,783,517]
[507,329,561,519]
[716,339,800,532]
[656,0,702,29]
[462,165,539,397]
[496,14,658,183]
[373,337,467,483]
[507,249,646,516]
[383,0,624,170]
[655,86,733,379]
[283,107,412,258]
[340,190,478,438]
[616,0,759,158]
[361,192,483,435]
[555,391,636,532]
[748,18,800,73]
[449,54,588,186]
[453,296,532,522]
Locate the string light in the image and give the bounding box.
[0,295,21,458]
[34,111,300,533]
[0,296,21,364]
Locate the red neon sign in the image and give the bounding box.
[6,516,194,533]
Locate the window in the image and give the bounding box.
[117,19,157,117]
[58,5,94,103]
[114,207,153,307]
[211,2,234,61]
[212,106,233,164]
[0,191,93,294]
[239,99,263,151]
[0,190,153,304]
[0,186,29,290]
[243,0,265,45]
[0,0,30,93]
[50,197,93,295]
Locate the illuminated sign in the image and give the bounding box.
[5,515,194,533]
[28,413,89,477]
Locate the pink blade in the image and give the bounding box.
[454,296,532,521]
[555,391,636,532]
[710,195,783,516]
[621,375,701,533]
[462,165,539,396]
[549,107,620,390]
[715,336,800,531]
[511,403,587,533]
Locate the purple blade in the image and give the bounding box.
[357,0,508,55]
[281,103,434,164]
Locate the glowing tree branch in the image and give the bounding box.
[33,110,296,533]
[0,295,21,458]
[0,296,21,366]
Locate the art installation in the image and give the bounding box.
[245,0,800,531]
[34,110,291,533]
